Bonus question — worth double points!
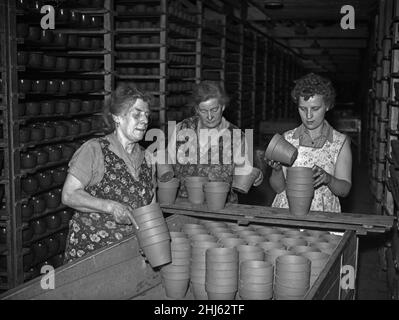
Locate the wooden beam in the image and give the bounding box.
[267,24,369,39]
[288,39,368,49]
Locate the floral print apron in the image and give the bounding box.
[64,138,154,263]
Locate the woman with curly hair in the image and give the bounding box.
[268,73,352,213]
[61,84,156,262]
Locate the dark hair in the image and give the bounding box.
[291,73,336,110]
[192,81,229,108]
[103,84,153,130]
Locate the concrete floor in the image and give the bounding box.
[238,150,391,300]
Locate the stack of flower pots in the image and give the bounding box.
[264,133,298,166]
[301,251,330,286]
[132,203,171,268]
[157,178,180,205]
[204,181,230,210]
[205,248,239,300]
[286,167,314,216]
[190,240,220,299]
[290,245,320,255]
[161,237,191,299]
[265,248,292,266]
[257,241,285,252]
[236,245,265,263]
[274,255,311,300]
[232,166,262,194]
[220,237,247,248]
[312,241,336,255]
[185,176,208,204]
[239,260,274,300]
[182,223,208,238]
[280,237,307,250]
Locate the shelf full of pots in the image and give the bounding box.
[114,0,167,130]
[12,0,110,282]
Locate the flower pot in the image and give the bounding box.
[53,32,68,46]
[27,52,42,69]
[21,176,39,194]
[56,231,67,252]
[93,79,103,91]
[204,181,230,192]
[204,188,229,211]
[55,101,69,114]
[29,126,44,142]
[40,29,53,43]
[56,7,70,23]
[265,133,298,166]
[41,55,56,70]
[291,246,320,255]
[60,210,73,226]
[232,167,262,194]
[138,225,169,239]
[44,237,60,256]
[139,230,170,247]
[43,145,62,162]
[19,79,31,93]
[17,51,28,66]
[239,288,273,300]
[162,277,189,299]
[70,79,82,93]
[81,58,94,71]
[190,282,208,300]
[287,195,313,216]
[82,80,94,92]
[185,176,208,204]
[206,289,236,300]
[30,196,46,214]
[22,224,34,242]
[44,191,61,209]
[141,239,171,267]
[276,254,311,268]
[286,188,314,197]
[280,238,307,249]
[78,36,91,49]
[190,234,217,242]
[39,101,55,115]
[69,99,81,114]
[42,123,56,139]
[45,214,61,230]
[157,178,179,205]
[58,79,70,94]
[37,171,53,189]
[240,273,273,284]
[21,152,37,169]
[80,100,94,113]
[27,26,41,41]
[236,245,264,261]
[220,238,246,248]
[32,219,47,235]
[286,167,313,178]
[31,150,47,166]
[21,203,34,220]
[55,57,68,71]
[32,242,48,264]
[138,217,167,231]
[206,247,238,260]
[265,248,292,265]
[31,80,46,93]
[157,163,174,182]
[67,34,78,48]
[54,122,68,137]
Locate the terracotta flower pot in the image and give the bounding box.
[32,219,47,235]
[287,195,313,216]
[265,133,298,166]
[20,152,37,169]
[204,182,229,211]
[70,79,82,93]
[265,248,292,265]
[45,214,61,230]
[239,288,273,300]
[43,124,56,139]
[44,191,61,209]
[138,230,170,247]
[220,238,247,248]
[157,178,179,205]
[206,288,236,300]
[44,237,60,256]
[236,245,265,262]
[190,281,208,300]
[32,241,48,263]
[286,167,313,179]
[240,273,273,285]
[280,237,307,249]
[190,234,217,242]
[19,79,31,93]
[17,51,28,66]
[138,225,169,239]
[162,277,189,299]
[58,80,70,94]
[69,99,81,114]
[53,32,68,46]
[232,167,262,194]
[185,176,208,204]
[37,171,53,189]
[312,242,336,255]
[21,203,34,220]
[139,217,167,231]
[141,239,172,268]
[21,176,39,194]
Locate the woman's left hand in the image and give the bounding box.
[253,170,264,187]
[312,165,332,188]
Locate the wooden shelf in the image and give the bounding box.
[116,59,164,64]
[116,28,162,34]
[54,29,109,35]
[23,225,69,247]
[16,111,102,124]
[18,91,110,99]
[115,44,162,49]
[19,183,64,205]
[24,204,67,223]
[116,75,163,80]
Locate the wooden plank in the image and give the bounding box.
[161,201,395,232]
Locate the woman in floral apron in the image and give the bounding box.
[62,85,156,263]
[268,73,352,213]
[170,81,263,203]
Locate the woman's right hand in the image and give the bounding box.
[266,159,282,171]
[107,201,139,229]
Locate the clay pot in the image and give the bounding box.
[58,80,70,94]
[30,126,44,141]
[67,34,78,48]
[23,224,34,242]
[56,7,69,22]
[81,100,94,113]
[81,58,94,71]
[79,120,92,133]
[52,33,67,48]
[280,237,307,249]
[82,80,94,92]
[44,191,61,209]
[236,245,265,262]
[264,248,292,265]
[27,26,41,41]
[56,231,67,252]
[60,210,73,226]
[69,10,81,25]
[91,37,101,49]
[32,80,46,93]
[220,238,246,248]
[286,195,313,216]
[61,144,76,159]
[205,286,237,300]
[43,146,62,162]
[140,238,171,268]
[32,219,47,235]
[133,202,163,222]
[19,79,31,93]
[21,203,34,220]
[68,58,80,71]
[69,99,81,114]
[90,16,102,28]
[44,237,60,255]
[80,14,90,27]
[32,241,48,262]
[37,171,53,189]
[138,225,169,239]
[40,101,55,115]
[78,37,91,49]
[41,55,56,69]
[42,124,55,140]
[232,167,262,194]
[30,196,46,214]
[66,121,80,136]
[17,51,28,66]
[21,176,39,194]
[44,80,58,94]
[157,178,179,205]
[55,100,69,114]
[54,122,68,137]
[257,241,285,251]
[70,79,82,93]
[21,152,37,169]
[93,79,103,91]
[25,102,41,116]
[40,29,53,44]
[17,23,29,38]
[185,176,208,204]
[162,277,189,299]
[50,254,65,268]
[45,214,61,230]
[157,161,174,182]
[17,103,26,117]
[204,182,230,211]
[286,167,313,179]
[52,167,67,184]
[55,57,68,71]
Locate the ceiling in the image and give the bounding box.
[248,0,379,81]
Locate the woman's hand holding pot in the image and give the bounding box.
[266,159,282,171]
[108,201,139,229]
[312,165,332,188]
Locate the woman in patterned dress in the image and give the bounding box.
[170,81,263,203]
[268,73,352,213]
[61,85,156,262]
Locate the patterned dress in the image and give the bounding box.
[64,138,154,263]
[173,116,247,203]
[272,127,347,213]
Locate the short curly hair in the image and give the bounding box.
[291,73,336,110]
[192,81,230,107]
